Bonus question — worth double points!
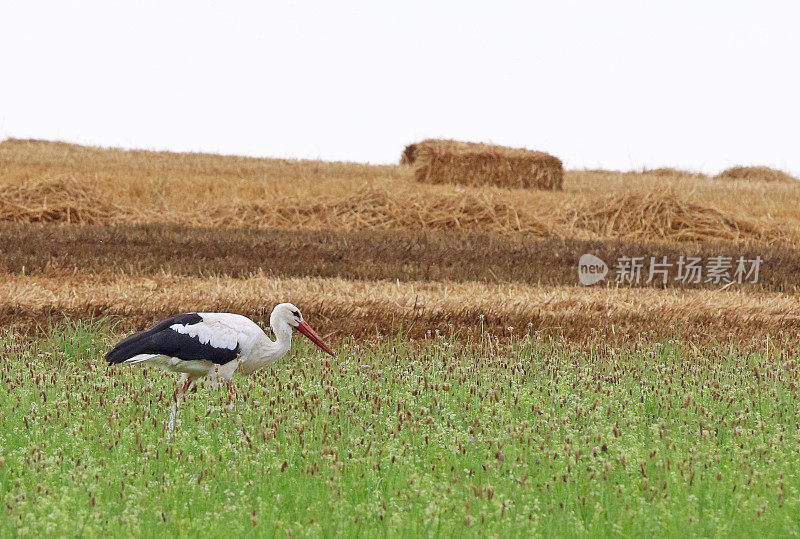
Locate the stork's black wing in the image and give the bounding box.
[105,313,240,365]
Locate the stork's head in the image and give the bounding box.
[270,302,335,357]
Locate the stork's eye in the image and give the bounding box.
[292,310,300,318]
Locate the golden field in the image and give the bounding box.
[2,272,799,344]
[2,138,799,243]
[1,138,798,343]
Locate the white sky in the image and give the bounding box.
[1,1,798,174]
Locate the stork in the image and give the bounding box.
[105,303,334,437]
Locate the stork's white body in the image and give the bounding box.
[123,313,291,382]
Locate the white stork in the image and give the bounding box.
[106,303,334,436]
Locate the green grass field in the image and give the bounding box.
[2,323,800,537]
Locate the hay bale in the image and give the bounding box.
[408,139,563,190]
[714,166,798,183]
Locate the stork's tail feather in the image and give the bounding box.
[106,345,134,364]
[106,332,152,364]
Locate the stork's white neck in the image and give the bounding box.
[270,320,293,356]
[249,320,292,371]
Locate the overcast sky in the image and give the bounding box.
[1,1,798,174]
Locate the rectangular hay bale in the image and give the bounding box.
[406,139,563,190]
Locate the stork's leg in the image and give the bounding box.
[220,358,240,412]
[167,374,192,441]
[224,377,244,436]
[226,378,237,411]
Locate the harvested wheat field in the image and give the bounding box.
[407,139,564,190]
[0,137,798,340]
[2,273,799,344]
[2,139,798,243]
[0,138,799,343]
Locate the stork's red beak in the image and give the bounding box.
[296,320,335,357]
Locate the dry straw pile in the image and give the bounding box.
[0,177,115,224]
[624,168,707,180]
[404,139,564,190]
[714,166,798,183]
[565,191,760,243]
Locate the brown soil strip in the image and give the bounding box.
[2,223,798,292]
